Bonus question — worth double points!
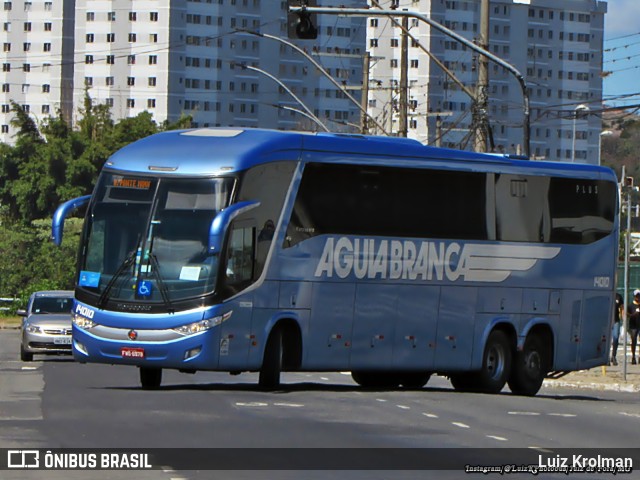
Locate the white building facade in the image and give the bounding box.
[367,0,607,164]
[0,0,366,143]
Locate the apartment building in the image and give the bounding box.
[0,0,366,143]
[367,0,607,164]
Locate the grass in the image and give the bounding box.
[0,316,21,329]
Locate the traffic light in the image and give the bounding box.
[287,0,318,40]
[625,176,634,188]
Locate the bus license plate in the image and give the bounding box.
[121,347,145,358]
[54,337,72,345]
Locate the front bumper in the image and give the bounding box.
[22,331,72,354]
[72,324,220,370]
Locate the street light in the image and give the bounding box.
[571,104,590,162]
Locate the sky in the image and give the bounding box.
[602,0,640,107]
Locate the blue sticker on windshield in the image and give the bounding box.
[137,280,152,297]
[79,270,100,288]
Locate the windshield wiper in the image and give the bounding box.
[97,247,138,308]
[147,253,174,314]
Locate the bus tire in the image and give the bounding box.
[139,367,162,389]
[398,372,432,389]
[20,344,33,362]
[259,327,283,390]
[475,330,512,393]
[508,333,549,396]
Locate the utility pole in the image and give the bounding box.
[398,15,409,137]
[360,52,370,135]
[474,0,490,152]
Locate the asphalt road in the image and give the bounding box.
[1,328,639,480]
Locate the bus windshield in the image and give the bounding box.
[79,173,235,305]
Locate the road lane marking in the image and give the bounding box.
[547,413,576,417]
[619,412,640,418]
[376,398,387,402]
[486,435,508,441]
[21,366,37,370]
[396,405,410,410]
[320,377,329,381]
[273,402,304,408]
[422,413,439,418]
[452,422,470,429]
[529,447,554,453]
[235,402,268,407]
[508,411,540,416]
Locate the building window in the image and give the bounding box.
[23,1,30,11]
[148,77,156,86]
[106,55,114,64]
[2,63,9,71]
[42,105,49,114]
[22,63,30,72]
[106,77,114,86]
[390,38,399,47]
[148,55,157,65]
[127,77,135,86]
[86,33,94,43]
[1,125,8,133]
[85,77,93,86]
[86,12,94,21]
[44,1,51,10]
[127,55,135,65]
[1,104,9,112]
[128,33,136,42]
[129,12,136,21]
[44,22,51,31]
[150,12,158,21]
[105,98,114,107]
[126,99,135,108]
[106,33,114,42]
[147,98,156,108]
[390,59,398,68]
[370,18,378,27]
[3,22,9,31]
[370,39,378,48]
[85,55,93,64]
[43,42,50,52]
[1,84,9,92]
[23,42,30,51]
[42,84,50,92]
[3,2,11,10]
[108,11,116,21]
[23,22,31,31]
[149,33,158,43]
[3,43,9,52]
[410,59,419,68]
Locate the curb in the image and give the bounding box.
[544,379,640,393]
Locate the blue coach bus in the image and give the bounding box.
[52,128,619,396]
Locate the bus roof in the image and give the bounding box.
[105,127,616,181]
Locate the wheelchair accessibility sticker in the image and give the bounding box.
[137,280,152,297]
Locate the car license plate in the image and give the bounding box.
[54,337,72,345]
[121,347,145,358]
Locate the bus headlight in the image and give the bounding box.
[173,319,214,336]
[73,314,96,330]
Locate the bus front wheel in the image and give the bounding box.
[508,333,549,396]
[259,328,283,390]
[139,367,162,389]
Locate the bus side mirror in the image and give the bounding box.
[51,195,91,246]
[208,200,260,254]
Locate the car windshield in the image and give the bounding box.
[32,297,73,314]
[78,173,235,306]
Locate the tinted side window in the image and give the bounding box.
[548,178,616,244]
[285,163,487,246]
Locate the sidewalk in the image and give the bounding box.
[544,356,640,393]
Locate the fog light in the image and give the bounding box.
[74,340,88,356]
[184,346,202,360]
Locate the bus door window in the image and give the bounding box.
[224,223,255,291]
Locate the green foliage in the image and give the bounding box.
[0,94,168,302]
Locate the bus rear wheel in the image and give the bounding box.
[259,328,283,390]
[139,367,162,389]
[508,333,549,396]
[475,330,512,393]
